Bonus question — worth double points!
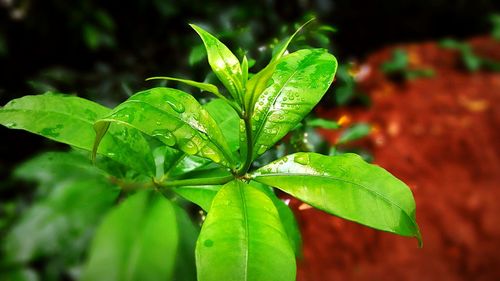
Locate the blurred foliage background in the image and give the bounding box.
[0,0,499,280]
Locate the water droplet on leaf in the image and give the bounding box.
[257,145,268,155]
[166,100,185,113]
[201,146,220,163]
[152,129,176,146]
[294,154,310,165]
[204,239,214,247]
[183,140,199,155]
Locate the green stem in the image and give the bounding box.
[156,175,234,188]
[236,113,253,176]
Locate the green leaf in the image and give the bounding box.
[93,87,238,168]
[0,93,155,176]
[242,55,249,85]
[244,59,279,111]
[190,24,243,101]
[146,76,222,98]
[307,118,340,129]
[337,123,371,144]
[251,152,422,246]
[251,49,337,158]
[196,180,296,281]
[244,19,315,111]
[172,205,199,281]
[82,191,178,281]
[491,14,500,40]
[189,44,207,66]
[0,93,104,149]
[204,99,240,152]
[381,49,408,74]
[249,181,302,256]
[4,152,119,264]
[152,145,184,179]
[270,18,315,64]
[173,185,221,212]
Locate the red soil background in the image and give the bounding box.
[295,36,500,280]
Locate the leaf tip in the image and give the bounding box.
[415,229,423,248]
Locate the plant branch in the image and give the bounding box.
[156,175,234,188]
[236,112,253,176]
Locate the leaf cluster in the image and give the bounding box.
[0,22,421,280]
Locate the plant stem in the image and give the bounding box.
[156,175,234,188]
[236,112,253,176]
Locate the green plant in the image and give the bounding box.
[0,23,421,281]
[439,39,500,72]
[331,64,370,106]
[381,48,435,80]
[490,13,500,40]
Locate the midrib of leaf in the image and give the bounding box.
[237,183,249,281]
[255,173,417,231]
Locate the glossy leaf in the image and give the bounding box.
[241,55,249,86]
[204,98,240,151]
[249,181,302,256]
[251,49,337,158]
[190,24,243,101]
[251,152,422,246]
[244,59,279,111]
[82,191,178,281]
[196,180,295,281]
[0,93,155,176]
[93,87,237,168]
[167,154,213,178]
[173,185,221,212]
[152,145,184,179]
[270,18,315,63]
[146,76,222,98]
[244,19,316,110]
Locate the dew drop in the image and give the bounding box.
[294,154,310,165]
[201,146,221,163]
[257,145,268,155]
[183,140,199,155]
[152,129,177,146]
[204,239,214,247]
[166,100,185,113]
